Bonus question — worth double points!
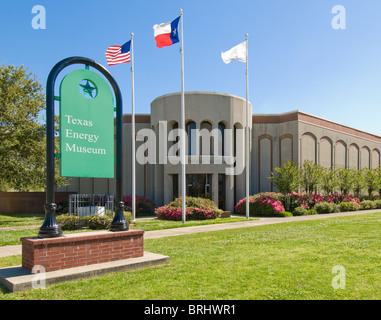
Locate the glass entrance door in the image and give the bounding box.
[186,174,212,200]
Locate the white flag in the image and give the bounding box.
[221,41,247,64]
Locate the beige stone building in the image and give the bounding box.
[58,91,381,212]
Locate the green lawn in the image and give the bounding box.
[0,213,44,227]
[0,214,256,246]
[0,212,380,299]
[132,216,256,231]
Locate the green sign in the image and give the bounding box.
[59,68,114,178]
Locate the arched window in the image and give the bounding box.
[172,122,179,156]
[186,121,196,155]
[200,121,212,155]
[218,122,225,156]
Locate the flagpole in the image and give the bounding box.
[180,9,186,224]
[131,33,136,221]
[245,33,250,220]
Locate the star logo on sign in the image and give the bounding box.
[79,80,97,99]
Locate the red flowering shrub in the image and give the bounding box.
[324,194,360,205]
[235,193,285,216]
[155,206,191,221]
[155,197,222,221]
[122,195,157,214]
[341,195,360,204]
[285,192,360,211]
[235,192,363,216]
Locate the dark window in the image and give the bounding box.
[186,121,197,155]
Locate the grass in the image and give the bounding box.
[0,212,380,299]
[131,216,256,231]
[0,214,256,246]
[0,228,41,247]
[0,213,44,228]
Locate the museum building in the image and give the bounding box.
[58,91,381,212]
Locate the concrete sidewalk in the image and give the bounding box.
[0,209,379,258]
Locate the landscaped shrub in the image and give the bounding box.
[235,193,285,216]
[169,196,220,210]
[374,200,381,209]
[81,215,113,230]
[309,194,325,207]
[123,195,157,214]
[360,200,377,210]
[293,206,307,216]
[190,207,221,220]
[56,214,83,230]
[278,211,293,217]
[155,197,223,221]
[361,194,381,201]
[342,195,361,204]
[339,201,360,212]
[284,192,326,212]
[155,206,190,221]
[285,193,360,211]
[56,212,133,230]
[313,202,340,214]
[234,190,380,217]
[255,192,284,202]
[324,194,343,204]
[292,205,318,216]
[283,192,307,212]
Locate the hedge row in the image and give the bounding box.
[56,212,133,230]
[234,192,381,217]
[155,197,223,221]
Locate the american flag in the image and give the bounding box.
[105,40,131,66]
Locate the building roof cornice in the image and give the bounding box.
[151,91,251,105]
[253,110,381,143]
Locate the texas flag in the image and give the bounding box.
[153,16,180,48]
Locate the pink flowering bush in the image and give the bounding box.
[285,192,360,212]
[341,195,360,204]
[324,194,342,204]
[310,194,325,205]
[235,193,285,216]
[235,192,363,216]
[123,195,157,214]
[234,196,255,214]
[155,206,191,221]
[286,192,325,211]
[324,194,360,205]
[155,197,223,221]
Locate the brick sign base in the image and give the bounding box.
[21,230,144,273]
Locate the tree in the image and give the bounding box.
[375,166,381,197]
[268,160,300,211]
[0,64,67,191]
[320,166,339,195]
[336,166,354,195]
[352,168,365,198]
[363,168,378,198]
[269,160,300,194]
[300,161,323,195]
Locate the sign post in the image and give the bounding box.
[38,57,128,238]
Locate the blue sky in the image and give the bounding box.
[1,0,381,135]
